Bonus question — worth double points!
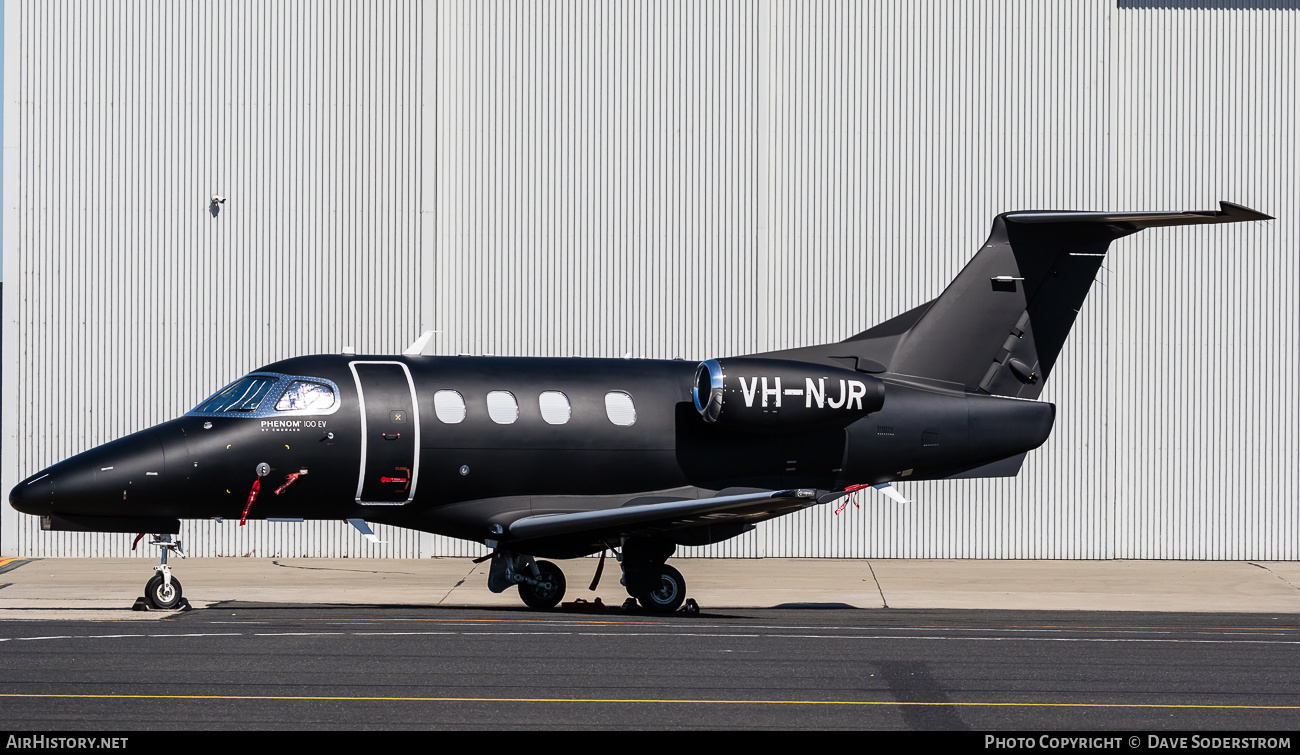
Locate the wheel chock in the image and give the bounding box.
[132,596,192,612]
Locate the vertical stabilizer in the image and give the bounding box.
[758,202,1271,398]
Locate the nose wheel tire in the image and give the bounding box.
[145,574,184,610]
[635,564,686,613]
[518,560,566,609]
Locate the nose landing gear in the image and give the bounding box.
[145,572,183,610]
[139,535,188,610]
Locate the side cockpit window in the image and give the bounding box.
[194,376,279,413]
[275,381,337,412]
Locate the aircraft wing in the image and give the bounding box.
[508,488,820,542]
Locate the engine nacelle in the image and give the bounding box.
[693,357,885,428]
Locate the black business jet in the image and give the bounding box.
[8,202,1271,612]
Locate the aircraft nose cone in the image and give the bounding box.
[10,427,172,518]
[9,471,55,515]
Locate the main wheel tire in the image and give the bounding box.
[518,560,566,609]
[635,564,686,613]
[145,573,183,610]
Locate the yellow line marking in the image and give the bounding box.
[0,558,24,568]
[0,694,1297,709]
[294,617,670,626]
[911,624,1299,632]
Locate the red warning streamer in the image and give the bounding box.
[240,478,261,526]
[275,472,303,496]
[834,484,871,515]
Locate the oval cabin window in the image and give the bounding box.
[486,391,519,424]
[604,391,636,426]
[539,391,571,425]
[434,390,466,424]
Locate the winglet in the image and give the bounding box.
[403,330,438,356]
[1219,201,1273,222]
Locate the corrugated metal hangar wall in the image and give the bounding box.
[2,1,1296,560]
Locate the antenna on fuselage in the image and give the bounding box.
[403,330,443,356]
[347,518,387,545]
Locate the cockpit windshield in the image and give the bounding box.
[193,376,279,413]
[188,373,341,418]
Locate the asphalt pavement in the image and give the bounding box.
[4,606,1299,730]
[4,558,1299,730]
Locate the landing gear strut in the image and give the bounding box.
[144,535,186,610]
[487,551,567,610]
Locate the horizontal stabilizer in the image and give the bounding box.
[1004,201,1272,232]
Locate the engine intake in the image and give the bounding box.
[693,357,885,428]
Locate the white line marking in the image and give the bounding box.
[350,632,461,636]
[146,633,241,638]
[253,632,348,637]
[3,628,1296,647]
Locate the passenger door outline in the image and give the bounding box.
[349,361,421,506]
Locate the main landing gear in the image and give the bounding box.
[630,563,686,613]
[140,535,187,610]
[619,539,686,614]
[487,551,567,610]
[488,540,690,614]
